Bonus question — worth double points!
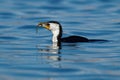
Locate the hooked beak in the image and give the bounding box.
[37,22,43,27]
[36,22,50,34]
[37,22,50,30]
[36,23,43,34]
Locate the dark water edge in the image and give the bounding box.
[0,0,120,80]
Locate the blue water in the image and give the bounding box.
[0,0,120,80]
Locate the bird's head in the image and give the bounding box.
[37,21,62,43]
[37,21,62,48]
[37,21,62,31]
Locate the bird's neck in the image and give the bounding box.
[52,30,61,42]
[52,29,62,47]
[52,30,59,43]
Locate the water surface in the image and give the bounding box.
[0,0,120,80]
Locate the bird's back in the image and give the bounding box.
[61,36,89,43]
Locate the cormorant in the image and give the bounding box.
[37,21,107,46]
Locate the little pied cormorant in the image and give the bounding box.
[37,21,107,45]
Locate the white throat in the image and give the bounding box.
[52,29,59,43]
[49,23,60,43]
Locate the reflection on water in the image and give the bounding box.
[0,0,120,80]
[37,42,61,61]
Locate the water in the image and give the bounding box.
[0,0,120,80]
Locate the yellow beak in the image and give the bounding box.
[37,22,50,30]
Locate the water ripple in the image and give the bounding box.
[0,12,16,19]
[18,25,36,29]
[0,0,120,80]
[0,36,19,40]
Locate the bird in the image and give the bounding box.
[37,21,107,46]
